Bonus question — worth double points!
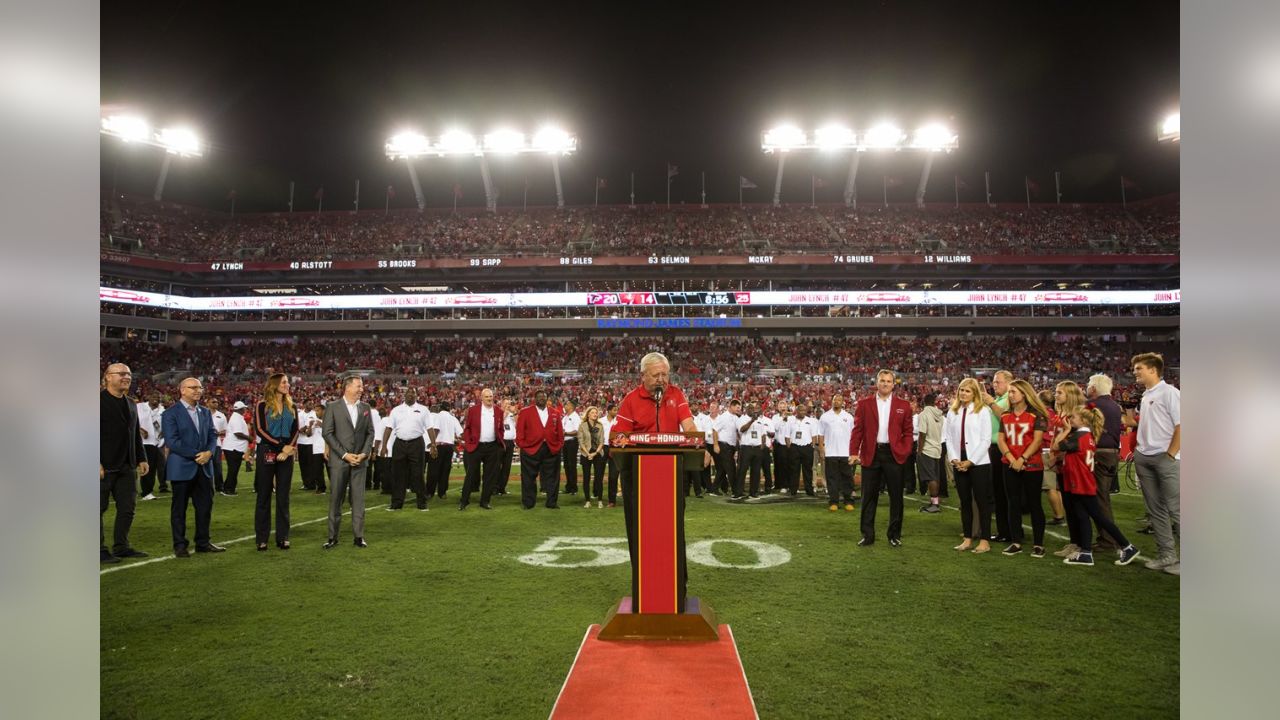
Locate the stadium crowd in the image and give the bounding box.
[101,194,1179,261]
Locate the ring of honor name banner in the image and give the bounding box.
[610,432,706,614]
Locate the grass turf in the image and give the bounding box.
[101,465,1178,719]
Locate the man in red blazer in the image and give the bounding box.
[516,389,564,509]
[459,388,506,510]
[848,369,915,547]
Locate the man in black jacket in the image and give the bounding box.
[100,364,150,563]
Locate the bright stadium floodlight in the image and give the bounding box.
[101,114,151,143]
[483,129,527,154]
[910,123,958,151]
[531,126,577,155]
[814,124,856,151]
[155,127,203,157]
[1158,111,1180,142]
[436,129,480,156]
[864,122,906,149]
[761,124,807,153]
[386,130,430,159]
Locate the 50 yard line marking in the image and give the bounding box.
[100,503,382,575]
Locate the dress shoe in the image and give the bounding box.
[174,546,191,558]
[889,538,902,548]
[479,503,493,510]
[322,539,338,549]
[101,552,121,564]
[546,504,560,509]
[196,543,226,553]
[115,548,148,559]
[276,540,291,550]
[353,538,368,548]
[458,504,468,511]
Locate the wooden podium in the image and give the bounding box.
[599,431,718,641]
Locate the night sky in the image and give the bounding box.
[101,1,1179,213]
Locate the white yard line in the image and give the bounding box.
[100,503,381,575]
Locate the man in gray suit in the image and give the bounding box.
[321,375,375,549]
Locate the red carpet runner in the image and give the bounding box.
[549,624,757,720]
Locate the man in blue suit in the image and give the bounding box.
[162,377,225,557]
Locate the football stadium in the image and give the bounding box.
[99,4,1179,719]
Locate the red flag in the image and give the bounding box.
[314,187,324,200]
[453,184,463,199]
[386,185,396,198]
[596,178,608,189]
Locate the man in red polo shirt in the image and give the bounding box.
[611,353,698,436]
[611,351,701,612]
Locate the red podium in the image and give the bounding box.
[599,431,718,641]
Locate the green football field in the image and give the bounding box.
[100,464,1178,719]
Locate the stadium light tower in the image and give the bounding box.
[101,111,204,202]
[761,119,957,208]
[1158,110,1180,143]
[385,124,576,211]
[386,131,430,211]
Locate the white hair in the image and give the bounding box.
[640,352,670,373]
[1087,374,1113,395]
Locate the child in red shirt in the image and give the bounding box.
[1051,408,1140,567]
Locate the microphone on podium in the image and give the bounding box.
[652,386,664,432]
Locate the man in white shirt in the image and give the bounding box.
[770,399,794,494]
[221,401,251,496]
[737,402,773,498]
[367,402,382,491]
[374,404,395,495]
[712,399,742,497]
[295,404,318,491]
[427,401,463,499]
[1131,352,1181,575]
[560,401,582,496]
[601,404,620,505]
[498,398,518,495]
[785,402,820,496]
[382,388,433,511]
[137,395,161,500]
[702,402,722,495]
[690,402,715,497]
[209,398,228,493]
[817,393,856,512]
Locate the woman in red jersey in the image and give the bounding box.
[1051,407,1140,567]
[996,379,1050,558]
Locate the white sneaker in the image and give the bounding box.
[1053,543,1079,558]
[1145,556,1176,570]
[597,500,603,508]
[584,501,592,508]
[1162,562,1180,576]
[141,493,157,501]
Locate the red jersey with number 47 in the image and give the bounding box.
[1000,410,1048,471]
[1060,428,1097,495]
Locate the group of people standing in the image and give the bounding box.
[100,351,1179,575]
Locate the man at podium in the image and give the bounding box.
[610,352,701,613]
[611,352,698,437]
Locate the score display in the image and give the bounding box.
[586,291,749,306]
